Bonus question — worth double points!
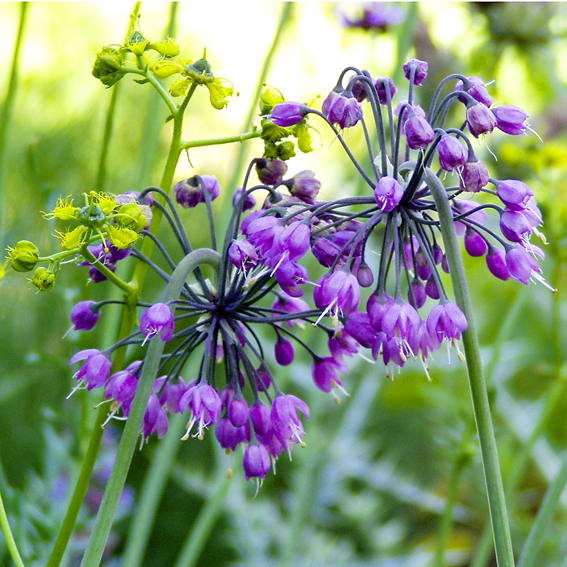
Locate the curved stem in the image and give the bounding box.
[424,168,515,567]
[80,249,221,567]
[180,129,262,151]
[0,487,24,567]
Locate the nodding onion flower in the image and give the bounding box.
[62,58,549,485]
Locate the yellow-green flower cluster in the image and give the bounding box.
[44,192,148,252]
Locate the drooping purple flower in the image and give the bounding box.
[255,158,288,185]
[179,383,223,439]
[404,112,435,149]
[426,302,468,344]
[228,239,258,271]
[500,209,537,243]
[243,444,271,481]
[375,77,397,104]
[374,176,404,212]
[403,58,428,85]
[174,175,221,209]
[492,105,529,135]
[270,101,309,127]
[437,134,468,171]
[367,292,395,332]
[344,311,376,348]
[215,417,250,451]
[486,246,510,280]
[232,188,256,212]
[322,90,362,129]
[505,244,540,285]
[464,228,488,257]
[314,270,361,317]
[381,299,421,342]
[425,277,440,299]
[274,261,308,297]
[455,76,493,108]
[466,102,497,137]
[289,170,321,204]
[278,221,311,263]
[143,393,168,439]
[271,394,310,445]
[408,279,427,309]
[70,300,101,331]
[250,401,271,436]
[311,237,342,268]
[460,159,489,192]
[70,349,112,391]
[227,395,250,428]
[140,303,174,343]
[275,336,295,366]
[106,368,139,416]
[157,376,189,414]
[496,179,534,211]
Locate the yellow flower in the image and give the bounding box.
[56,226,88,250]
[150,59,184,79]
[95,192,117,216]
[150,37,180,58]
[206,78,234,110]
[169,76,191,97]
[106,224,139,249]
[30,267,56,292]
[44,197,78,221]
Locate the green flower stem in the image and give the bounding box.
[79,245,136,295]
[518,449,567,567]
[180,129,262,151]
[121,413,186,567]
[80,248,220,567]
[132,58,178,116]
[172,459,237,567]
[424,169,515,567]
[0,487,24,567]
[0,2,28,253]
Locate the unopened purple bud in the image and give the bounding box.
[243,444,271,481]
[140,303,174,342]
[275,336,294,366]
[71,300,100,331]
[497,180,534,211]
[403,58,428,85]
[311,237,342,267]
[311,357,339,393]
[492,105,529,135]
[464,228,487,257]
[250,401,271,436]
[323,91,362,129]
[367,292,394,332]
[437,134,468,171]
[425,277,440,299]
[486,246,510,280]
[255,158,288,185]
[404,113,434,149]
[408,279,427,309]
[460,159,489,193]
[455,76,493,108]
[232,188,256,212]
[375,77,397,104]
[289,170,321,204]
[271,101,309,127]
[351,79,369,102]
[354,260,374,288]
[174,175,221,209]
[228,396,250,428]
[466,102,497,138]
[375,176,404,212]
[215,417,250,451]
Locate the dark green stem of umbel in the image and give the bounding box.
[424,169,515,567]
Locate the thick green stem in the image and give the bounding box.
[80,248,220,567]
[424,169,515,567]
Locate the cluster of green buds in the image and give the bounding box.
[92,15,233,110]
[259,86,319,161]
[6,191,150,292]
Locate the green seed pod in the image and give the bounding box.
[8,240,40,272]
[92,47,125,88]
[277,141,296,161]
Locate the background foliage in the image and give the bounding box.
[2,2,567,566]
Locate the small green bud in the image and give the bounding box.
[185,58,214,83]
[277,141,296,161]
[8,240,40,272]
[79,204,106,227]
[150,37,180,57]
[30,267,55,291]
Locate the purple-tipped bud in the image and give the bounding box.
[464,228,488,257]
[437,135,468,171]
[492,105,529,135]
[71,300,100,331]
[466,102,497,137]
[496,179,534,211]
[408,279,427,309]
[228,239,258,271]
[215,417,250,451]
[311,237,342,267]
[322,91,362,129]
[174,175,221,209]
[403,58,428,85]
[354,259,374,288]
[140,303,174,342]
[486,246,510,280]
[352,79,369,102]
[375,77,397,104]
[289,170,321,204]
[404,113,434,149]
[375,176,404,212]
[455,76,493,108]
[255,158,288,185]
[243,444,271,481]
[228,396,250,428]
[425,277,440,299]
[271,101,309,127]
[275,337,294,366]
[232,188,256,212]
[460,159,489,192]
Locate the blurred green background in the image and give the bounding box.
[2,2,567,566]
